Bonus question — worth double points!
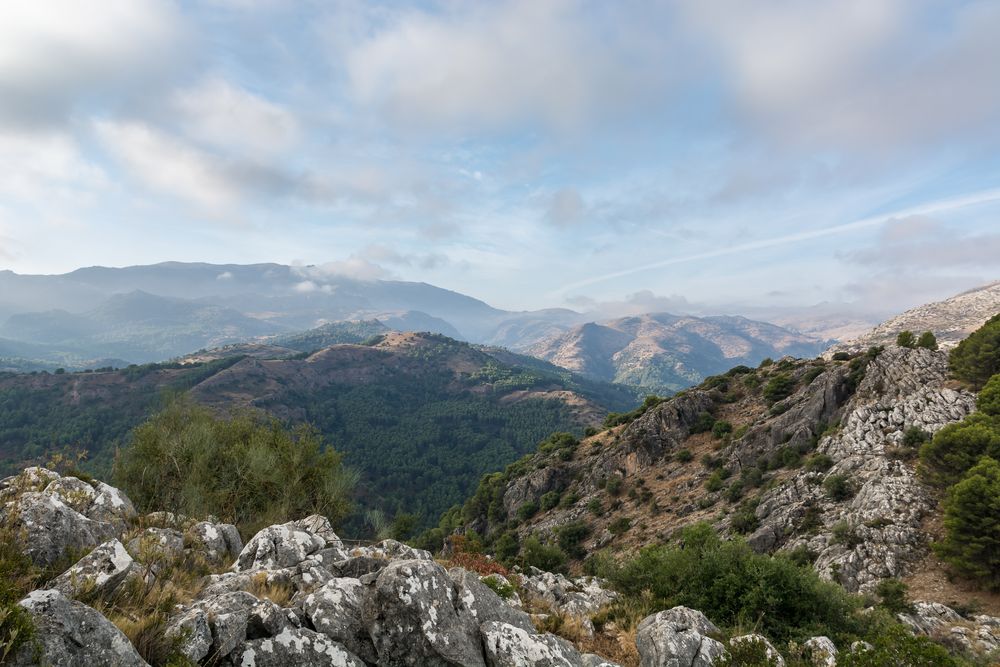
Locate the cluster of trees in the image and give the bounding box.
[916,315,1000,590]
[114,399,356,537]
[896,330,938,350]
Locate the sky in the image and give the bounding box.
[1,0,999,316]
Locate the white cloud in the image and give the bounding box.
[173,76,300,156]
[0,0,186,127]
[294,257,391,282]
[845,215,1000,269]
[0,130,106,203]
[343,0,658,133]
[546,188,585,227]
[95,120,242,214]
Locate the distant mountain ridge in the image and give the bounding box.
[827,280,1000,355]
[526,312,828,392]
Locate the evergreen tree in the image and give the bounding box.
[916,331,938,350]
[950,313,1000,389]
[896,331,916,348]
[934,456,1000,590]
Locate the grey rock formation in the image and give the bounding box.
[235,522,332,571]
[222,627,365,667]
[11,589,147,666]
[5,490,116,567]
[302,577,377,663]
[898,601,1000,655]
[125,527,184,561]
[582,654,623,667]
[636,606,726,667]
[749,348,976,591]
[51,538,134,599]
[185,520,243,564]
[802,636,837,666]
[449,567,536,633]
[518,569,618,617]
[363,559,486,667]
[481,621,584,667]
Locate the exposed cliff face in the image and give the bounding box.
[462,347,978,595]
[827,280,1000,355]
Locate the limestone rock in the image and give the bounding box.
[802,636,837,667]
[481,621,584,667]
[449,567,535,633]
[636,606,726,667]
[51,539,134,600]
[302,577,377,664]
[11,589,147,666]
[363,559,486,667]
[6,490,116,567]
[730,634,785,666]
[185,520,243,564]
[223,627,365,667]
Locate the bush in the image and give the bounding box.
[705,470,726,492]
[901,426,931,448]
[896,331,916,348]
[540,491,561,511]
[608,517,632,536]
[676,449,694,463]
[712,420,733,439]
[557,520,591,559]
[978,374,1000,417]
[587,498,604,516]
[690,412,717,435]
[516,500,540,522]
[832,352,852,361]
[919,413,1000,487]
[0,535,36,661]
[916,331,938,350]
[763,374,795,404]
[605,475,624,496]
[730,501,759,534]
[823,474,856,501]
[481,575,515,600]
[875,578,913,614]
[596,523,863,644]
[933,456,1000,590]
[837,619,964,666]
[520,536,567,573]
[114,399,355,537]
[804,453,834,472]
[493,532,520,563]
[950,313,1000,389]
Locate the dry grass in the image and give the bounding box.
[247,572,294,607]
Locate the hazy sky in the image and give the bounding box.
[1,0,999,314]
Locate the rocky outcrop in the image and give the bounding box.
[11,589,147,666]
[481,621,584,666]
[635,606,726,667]
[898,601,1000,655]
[51,538,134,600]
[748,348,977,591]
[302,577,377,663]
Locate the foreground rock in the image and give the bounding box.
[481,621,584,666]
[51,538,134,600]
[636,606,726,667]
[12,589,147,666]
[898,600,1000,655]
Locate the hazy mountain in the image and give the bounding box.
[526,313,828,392]
[828,280,1000,354]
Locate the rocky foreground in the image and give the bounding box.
[2,467,999,666]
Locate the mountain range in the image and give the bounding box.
[0,263,830,392]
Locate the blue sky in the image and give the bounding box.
[0,0,998,316]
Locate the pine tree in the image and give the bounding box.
[916,331,938,350]
[934,456,1000,590]
[896,330,916,348]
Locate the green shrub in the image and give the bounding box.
[481,575,515,600]
[520,536,567,573]
[606,475,624,496]
[837,619,964,666]
[712,420,733,439]
[831,521,861,548]
[557,520,591,559]
[916,331,938,350]
[587,497,604,516]
[690,412,717,435]
[516,500,540,522]
[608,517,632,536]
[493,532,520,563]
[540,491,561,511]
[823,474,856,501]
[896,331,916,348]
[875,578,913,614]
[950,313,1000,389]
[0,535,36,662]
[832,352,852,361]
[114,399,355,537]
[759,358,774,368]
[730,501,759,534]
[902,426,931,448]
[933,456,1000,590]
[978,374,1000,417]
[763,374,795,404]
[596,523,863,644]
[919,413,1000,487]
[705,470,726,492]
[805,453,834,472]
[676,449,694,463]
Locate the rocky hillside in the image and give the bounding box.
[3,465,997,666]
[525,313,827,393]
[460,345,989,601]
[0,332,638,526]
[828,280,1000,355]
